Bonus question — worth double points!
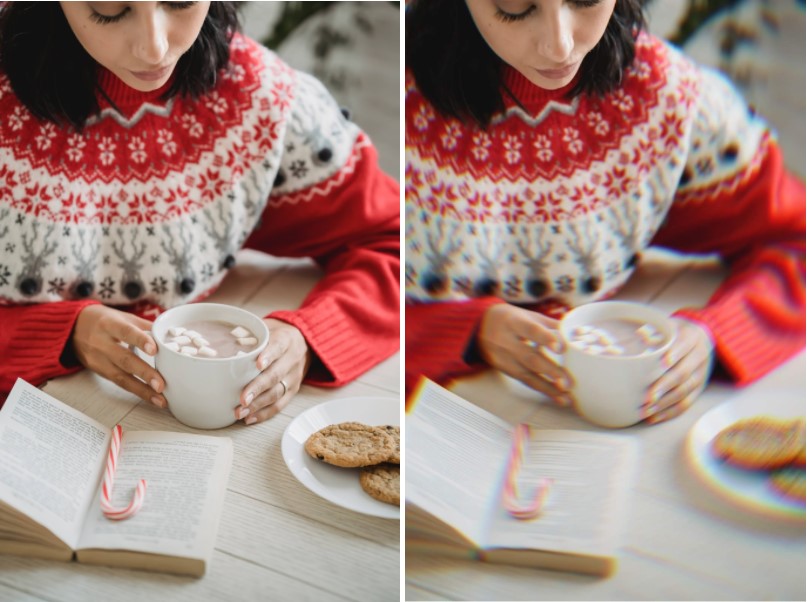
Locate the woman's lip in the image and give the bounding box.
[130,65,172,82]
[534,62,579,80]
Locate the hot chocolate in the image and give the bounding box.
[162,320,260,358]
[568,318,667,357]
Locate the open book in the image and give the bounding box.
[0,378,233,577]
[406,378,638,577]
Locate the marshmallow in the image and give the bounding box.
[192,336,209,348]
[198,346,218,358]
[598,332,616,345]
[168,327,186,337]
[164,341,180,352]
[578,333,603,344]
[180,346,198,356]
[636,324,664,345]
[172,335,192,346]
[183,330,200,339]
[237,337,258,346]
[231,326,251,338]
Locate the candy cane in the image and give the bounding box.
[100,424,147,520]
[502,423,552,520]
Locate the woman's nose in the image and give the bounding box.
[538,11,574,63]
[132,12,169,65]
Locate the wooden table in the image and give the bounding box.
[405,249,806,601]
[0,249,400,602]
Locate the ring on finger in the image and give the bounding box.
[279,379,288,396]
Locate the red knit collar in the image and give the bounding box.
[96,66,175,112]
[501,64,580,109]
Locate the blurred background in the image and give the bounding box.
[234,1,802,181]
[645,0,805,179]
[237,1,400,180]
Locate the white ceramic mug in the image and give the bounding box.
[149,303,269,429]
[559,301,675,428]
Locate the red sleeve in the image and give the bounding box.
[0,299,99,398]
[245,136,400,387]
[652,141,805,385]
[405,296,503,402]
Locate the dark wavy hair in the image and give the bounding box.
[0,1,240,131]
[406,0,646,128]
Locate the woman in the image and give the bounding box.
[0,2,400,424]
[405,0,804,423]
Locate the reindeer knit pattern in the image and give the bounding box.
[0,33,400,394]
[405,33,805,395]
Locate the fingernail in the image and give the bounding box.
[550,340,563,354]
[258,358,269,371]
[556,394,572,407]
[150,378,162,393]
[244,391,254,406]
[237,407,250,420]
[245,416,257,425]
[145,342,156,355]
[151,396,166,409]
[642,404,657,419]
[554,376,570,391]
[540,346,562,366]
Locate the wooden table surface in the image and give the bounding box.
[405,249,806,601]
[0,249,401,602]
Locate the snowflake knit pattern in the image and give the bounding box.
[405,32,769,309]
[0,33,361,311]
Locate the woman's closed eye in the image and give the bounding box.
[494,0,603,24]
[494,4,536,23]
[89,1,198,25]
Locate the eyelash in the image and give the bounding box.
[494,0,602,23]
[90,1,197,25]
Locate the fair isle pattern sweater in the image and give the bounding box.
[405,33,805,396]
[0,34,400,395]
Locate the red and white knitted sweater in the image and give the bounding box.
[405,32,805,396]
[0,33,400,396]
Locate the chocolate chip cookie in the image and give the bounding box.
[359,463,400,505]
[304,422,396,468]
[712,416,804,470]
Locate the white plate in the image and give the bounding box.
[281,397,400,519]
[686,387,805,520]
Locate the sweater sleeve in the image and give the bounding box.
[405,297,503,400]
[651,67,805,385]
[244,74,400,387]
[0,299,99,397]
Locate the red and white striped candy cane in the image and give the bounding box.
[501,423,552,520]
[100,424,147,520]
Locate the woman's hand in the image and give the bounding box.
[477,303,573,406]
[643,318,715,424]
[72,305,167,408]
[237,318,312,425]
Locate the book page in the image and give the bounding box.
[77,431,233,560]
[0,379,110,549]
[484,429,638,556]
[406,379,513,545]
